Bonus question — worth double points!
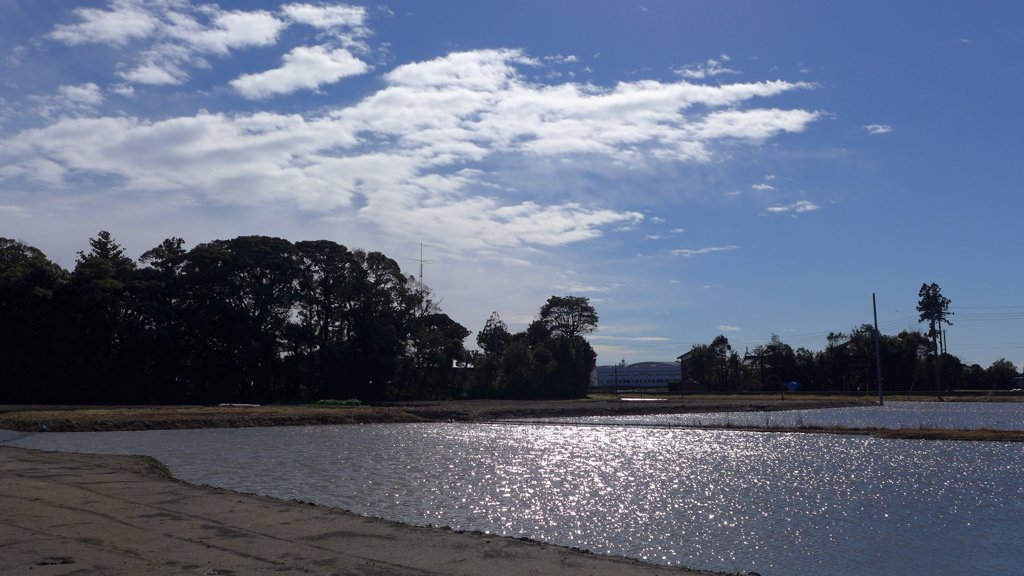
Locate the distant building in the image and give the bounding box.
[593,361,680,388]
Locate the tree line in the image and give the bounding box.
[0,233,597,404]
[683,284,1019,394]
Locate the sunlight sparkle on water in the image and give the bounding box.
[7,408,1024,576]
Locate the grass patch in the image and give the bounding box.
[313,399,363,406]
[662,421,1024,442]
[131,454,175,479]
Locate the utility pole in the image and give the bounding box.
[873,293,883,406]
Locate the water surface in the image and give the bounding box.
[7,417,1022,576]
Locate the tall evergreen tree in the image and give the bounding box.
[917,283,953,398]
[0,239,68,402]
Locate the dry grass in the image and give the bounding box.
[0,405,425,432]
[873,428,1024,442]
[639,422,1024,442]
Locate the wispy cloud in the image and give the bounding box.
[46,1,371,88]
[766,200,819,214]
[28,83,105,119]
[5,37,821,253]
[52,2,287,85]
[717,325,741,331]
[47,3,161,46]
[671,246,740,257]
[543,54,580,64]
[753,183,775,191]
[591,335,672,342]
[0,204,29,217]
[865,124,892,134]
[674,55,740,80]
[59,84,104,106]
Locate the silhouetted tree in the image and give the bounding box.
[538,295,598,339]
[918,283,953,398]
[62,231,138,401]
[0,239,67,402]
[987,358,1018,389]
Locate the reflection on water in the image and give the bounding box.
[7,413,1023,576]
[538,401,1024,430]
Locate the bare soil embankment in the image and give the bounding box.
[0,445,722,576]
[2,396,1021,441]
[0,404,425,432]
[377,396,875,422]
[0,396,871,432]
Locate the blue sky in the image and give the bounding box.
[2,0,1023,369]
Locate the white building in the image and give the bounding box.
[593,361,680,388]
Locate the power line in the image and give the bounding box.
[952,304,1024,309]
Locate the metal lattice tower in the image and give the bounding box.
[408,241,433,292]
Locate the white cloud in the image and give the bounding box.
[753,183,775,191]
[717,325,741,331]
[50,1,288,86]
[385,48,536,90]
[766,200,819,214]
[58,84,104,106]
[671,246,740,257]
[281,3,367,29]
[48,1,160,46]
[165,9,284,55]
[231,46,369,99]
[3,49,821,254]
[553,279,618,294]
[28,84,105,119]
[366,50,818,165]
[544,54,580,64]
[692,108,820,142]
[0,204,29,217]
[865,124,892,134]
[120,63,184,85]
[111,84,136,97]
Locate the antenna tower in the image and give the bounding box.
[408,241,433,292]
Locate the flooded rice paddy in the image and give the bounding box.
[5,402,1022,576]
